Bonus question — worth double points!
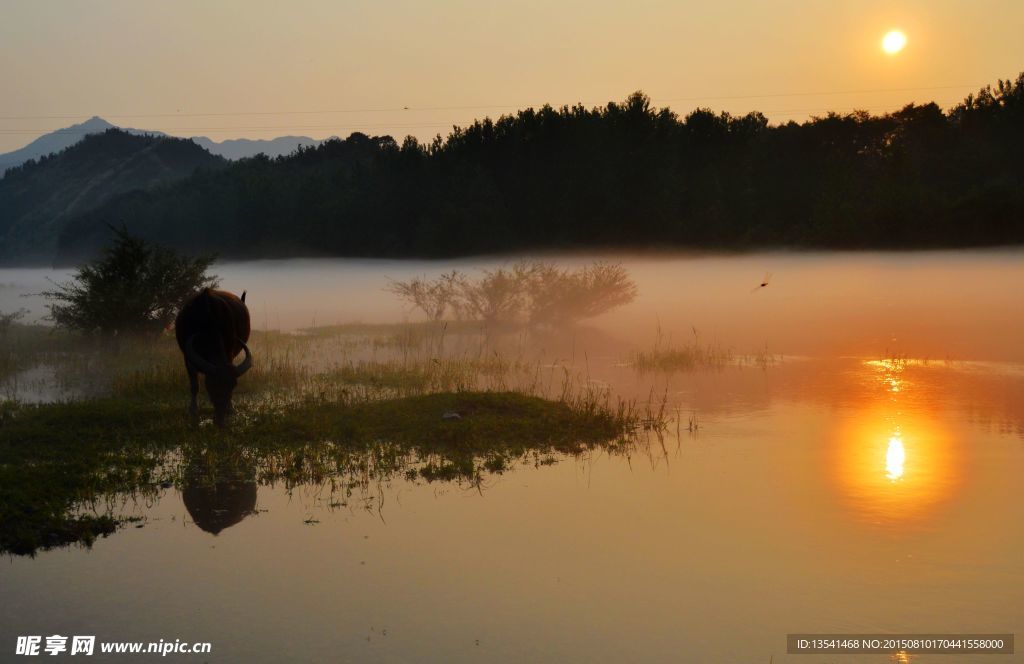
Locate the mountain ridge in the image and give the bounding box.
[0,118,324,176]
[190,135,325,160]
[0,117,118,175]
[0,129,225,265]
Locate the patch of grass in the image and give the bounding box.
[0,398,170,556]
[299,320,483,339]
[631,331,779,373]
[0,324,75,381]
[632,342,734,372]
[335,391,624,452]
[742,344,780,370]
[0,390,637,556]
[297,320,488,357]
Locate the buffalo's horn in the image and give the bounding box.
[185,335,222,374]
[234,339,252,377]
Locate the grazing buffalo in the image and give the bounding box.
[174,288,252,426]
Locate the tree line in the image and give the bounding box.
[56,73,1024,264]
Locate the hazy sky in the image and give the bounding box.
[1,0,1021,152]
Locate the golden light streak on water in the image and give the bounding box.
[830,360,962,529]
[886,431,906,481]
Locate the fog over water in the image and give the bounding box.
[5,249,1022,359]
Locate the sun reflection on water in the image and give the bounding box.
[885,431,906,481]
[830,359,961,528]
[891,649,912,664]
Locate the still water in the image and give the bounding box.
[2,250,1023,662]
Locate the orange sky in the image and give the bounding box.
[1,0,1021,151]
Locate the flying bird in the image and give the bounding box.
[751,272,772,293]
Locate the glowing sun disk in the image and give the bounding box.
[882,30,907,54]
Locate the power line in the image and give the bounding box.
[0,98,972,136]
[655,83,980,103]
[0,83,984,123]
[0,122,457,135]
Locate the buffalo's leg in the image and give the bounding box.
[186,362,200,416]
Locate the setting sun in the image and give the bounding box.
[882,29,908,54]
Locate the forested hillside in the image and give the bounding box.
[45,74,1024,264]
[1,130,224,264]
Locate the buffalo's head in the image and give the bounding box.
[185,335,252,426]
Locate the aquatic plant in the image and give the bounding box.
[632,338,734,372]
[631,328,779,373]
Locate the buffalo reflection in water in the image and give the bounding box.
[181,458,258,535]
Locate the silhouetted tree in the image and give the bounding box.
[43,227,217,337]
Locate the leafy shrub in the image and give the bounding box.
[43,227,217,337]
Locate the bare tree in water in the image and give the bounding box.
[526,262,637,325]
[385,271,463,320]
[387,261,637,327]
[453,262,535,325]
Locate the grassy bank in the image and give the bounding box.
[0,322,649,556]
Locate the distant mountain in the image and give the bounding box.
[0,129,225,265]
[0,117,174,178]
[191,135,324,160]
[56,132,394,265]
[0,117,116,175]
[0,118,324,176]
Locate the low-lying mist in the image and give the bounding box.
[2,249,1023,363]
